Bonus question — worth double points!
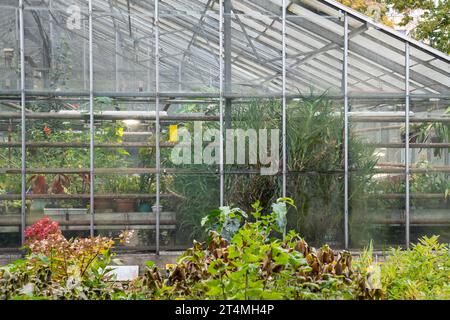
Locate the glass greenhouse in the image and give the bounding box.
[0,0,449,254]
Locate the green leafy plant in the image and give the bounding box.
[201,206,248,241]
[380,235,450,300]
[0,217,135,300]
[130,198,372,300]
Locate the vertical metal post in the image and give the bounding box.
[405,42,410,248]
[115,30,120,92]
[19,0,26,245]
[282,0,287,197]
[154,0,161,254]
[83,19,87,91]
[343,13,349,249]
[219,0,224,206]
[88,0,94,237]
[223,0,232,131]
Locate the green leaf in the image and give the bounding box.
[261,291,284,300]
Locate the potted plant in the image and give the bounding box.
[93,177,115,213]
[110,175,141,212]
[137,174,156,213]
[94,197,114,213]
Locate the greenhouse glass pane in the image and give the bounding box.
[0,99,21,170]
[223,98,281,173]
[93,1,155,93]
[409,46,450,95]
[285,96,345,247]
[92,101,157,169]
[286,9,344,94]
[408,98,450,243]
[24,1,89,92]
[287,172,344,248]
[349,98,406,248]
[224,0,282,95]
[347,17,406,95]
[224,172,281,226]
[94,173,157,249]
[0,3,19,91]
[160,101,220,172]
[287,97,344,171]
[160,173,219,250]
[0,174,22,249]
[159,4,220,93]
[0,96,21,248]
[22,98,90,239]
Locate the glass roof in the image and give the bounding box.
[0,0,449,96]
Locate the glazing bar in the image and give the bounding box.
[343,13,349,249]
[405,42,410,248]
[19,0,26,244]
[282,0,287,197]
[155,0,161,254]
[219,0,224,206]
[88,0,95,237]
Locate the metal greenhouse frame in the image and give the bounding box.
[0,0,449,253]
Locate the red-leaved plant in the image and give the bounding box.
[23,217,134,282]
[24,216,61,243]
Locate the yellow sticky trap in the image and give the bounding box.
[165,263,176,270]
[169,125,178,142]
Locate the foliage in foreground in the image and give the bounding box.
[127,199,378,300]
[2,200,450,300]
[0,217,133,300]
[380,235,450,300]
[0,199,378,300]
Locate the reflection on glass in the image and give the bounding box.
[160,173,219,249]
[287,172,344,248]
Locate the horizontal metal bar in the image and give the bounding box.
[369,143,450,149]
[2,113,449,123]
[0,142,176,148]
[1,192,444,201]
[373,167,450,173]
[1,166,449,175]
[0,112,219,121]
[351,116,450,123]
[367,193,447,199]
[0,215,176,227]
[353,125,402,133]
[0,90,449,100]
[359,217,450,225]
[0,168,169,174]
[0,167,218,174]
[0,193,175,200]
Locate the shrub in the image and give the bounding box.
[5,208,450,300]
[128,199,376,300]
[0,217,133,299]
[380,235,450,300]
